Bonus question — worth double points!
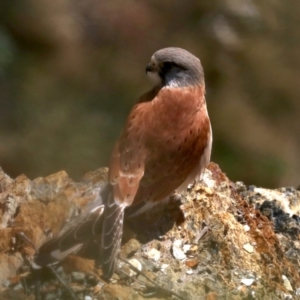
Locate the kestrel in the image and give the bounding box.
[34,47,212,281]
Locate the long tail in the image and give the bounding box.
[101,191,125,279]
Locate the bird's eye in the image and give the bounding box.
[163,62,174,70]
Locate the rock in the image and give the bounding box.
[0,163,299,299]
[147,248,160,262]
[243,243,254,253]
[127,258,142,276]
[240,278,255,286]
[172,240,187,260]
[282,275,293,292]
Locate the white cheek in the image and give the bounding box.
[165,78,181,88]
[147,71,161,86]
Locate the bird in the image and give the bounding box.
[33,47,212,281]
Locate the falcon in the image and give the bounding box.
[34,47,212,280]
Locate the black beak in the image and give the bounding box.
[146,64,155,73]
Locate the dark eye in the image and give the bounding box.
[159,61,181,78]
[163,62,174,70]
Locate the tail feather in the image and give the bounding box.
[101,192,125,279]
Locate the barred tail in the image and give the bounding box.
[101,192,125,279]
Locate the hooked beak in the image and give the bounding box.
[146,63,156,74]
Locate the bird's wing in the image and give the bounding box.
[101,102,150,278]
[33,187,107,268]
[108,105,148,206]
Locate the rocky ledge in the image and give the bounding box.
[0,163,299,299]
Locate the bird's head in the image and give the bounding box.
[146,47,204,88]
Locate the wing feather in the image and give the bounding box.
[34,202,104,267]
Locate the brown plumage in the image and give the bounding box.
[33,48,212,281]
[110,86,209,204]
[101,47,212,279]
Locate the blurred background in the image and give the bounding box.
[0,0,299,188]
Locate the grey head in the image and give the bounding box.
[146,47,204,88]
